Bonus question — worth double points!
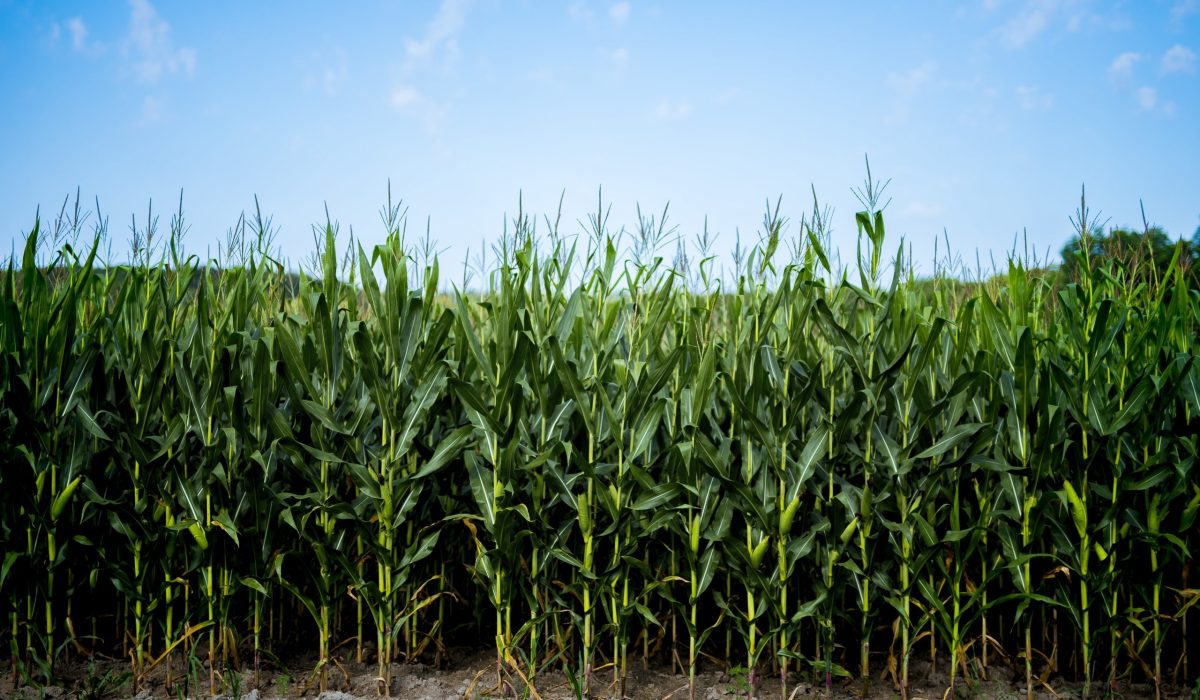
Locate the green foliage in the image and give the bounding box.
[1060,224,1200,289]
[0,185,1197,700]
[74,661,132,700]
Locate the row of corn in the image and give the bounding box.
[1,191,1197,699]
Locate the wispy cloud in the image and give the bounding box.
[998,1,1052,47]
[404,0,469,71]
[1161,44,1196,74]
[610,1,631,24]
[139,95,164,125]
[304,48,349,96]
[1109,51,1140,80]
[998,6,1046,46]
[1137,86,1157,111]
[323,67,347,95]
[1130,85,1175,116]
[653,99,692,121]
[393,1,471,132]
[66,18,88,52]
[1170,0,1197,25]
[713,87,739,105]
[603,46,629,68]
[389,85,446,132]
[884,61,938,124]
[52,16,103,56]
[1015,84,1054,110]
[995,0,1113,49]
[568,1,595,22]
[390,86,425,112]
[887,61,937,93]
[524,66,561,84]
[126,0,196,83]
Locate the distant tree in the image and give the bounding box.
[1060,225,1199,289]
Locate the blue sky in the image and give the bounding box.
[0,1,1197,279]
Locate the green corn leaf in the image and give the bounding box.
[871,425,901,476]
[628,405,661,463]
[451,378,503,437]
[693,547,718,602]
[915,422,984,460]
[999,471,1023,518]
[408,426,473,480]
[467,455,496,530]
[394,362,449,457]
[399,530,441,569]
[239,577,268,596]
[73,403,109,441]
[795,425,828,488]
[1105,378,1154,435]
[213,510,241,547]
[1,552,20,589]
[697,474,719,529]
[633,482,680,511]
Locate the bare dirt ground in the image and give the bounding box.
[0,649,1188,699]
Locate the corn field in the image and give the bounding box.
[1,187,1198,700]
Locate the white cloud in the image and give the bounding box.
[389,85,446,132]
[321,66,345,94]
[390,86,425,112]
[981,0,1005,11]
[126,0,196,83]
[1171,0,1197,24]
[610,1,631,24]
[568,1,595,22]
[179,48,196,73]
[55,16,103,56]
[653,99,692,121]
[139,95,163,124]
[1162,44,1196,74]
[525,66,558,84]
[604,46,629,68]
[995,0,1111,49]
[1109,51,1140,80]
[1137,86,1157,110]
[404,0,469,70]
[887,61,937,93]
[66,17,88,52]
[900,201,945,218]
[394,1,471,132]
[1015,84,1053,110]
[304,48,349,96]
[883,61,939,124]
[998,0,1052,48]
[714,87,739,105]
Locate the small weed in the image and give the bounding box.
[726,665,751,696]
[222,663,243,699]
[273,670,293,697]
[74,661,131,700]
[173,646,205,700]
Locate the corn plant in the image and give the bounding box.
[1,180,1197,700]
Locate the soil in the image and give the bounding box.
[0,648,1189,699]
